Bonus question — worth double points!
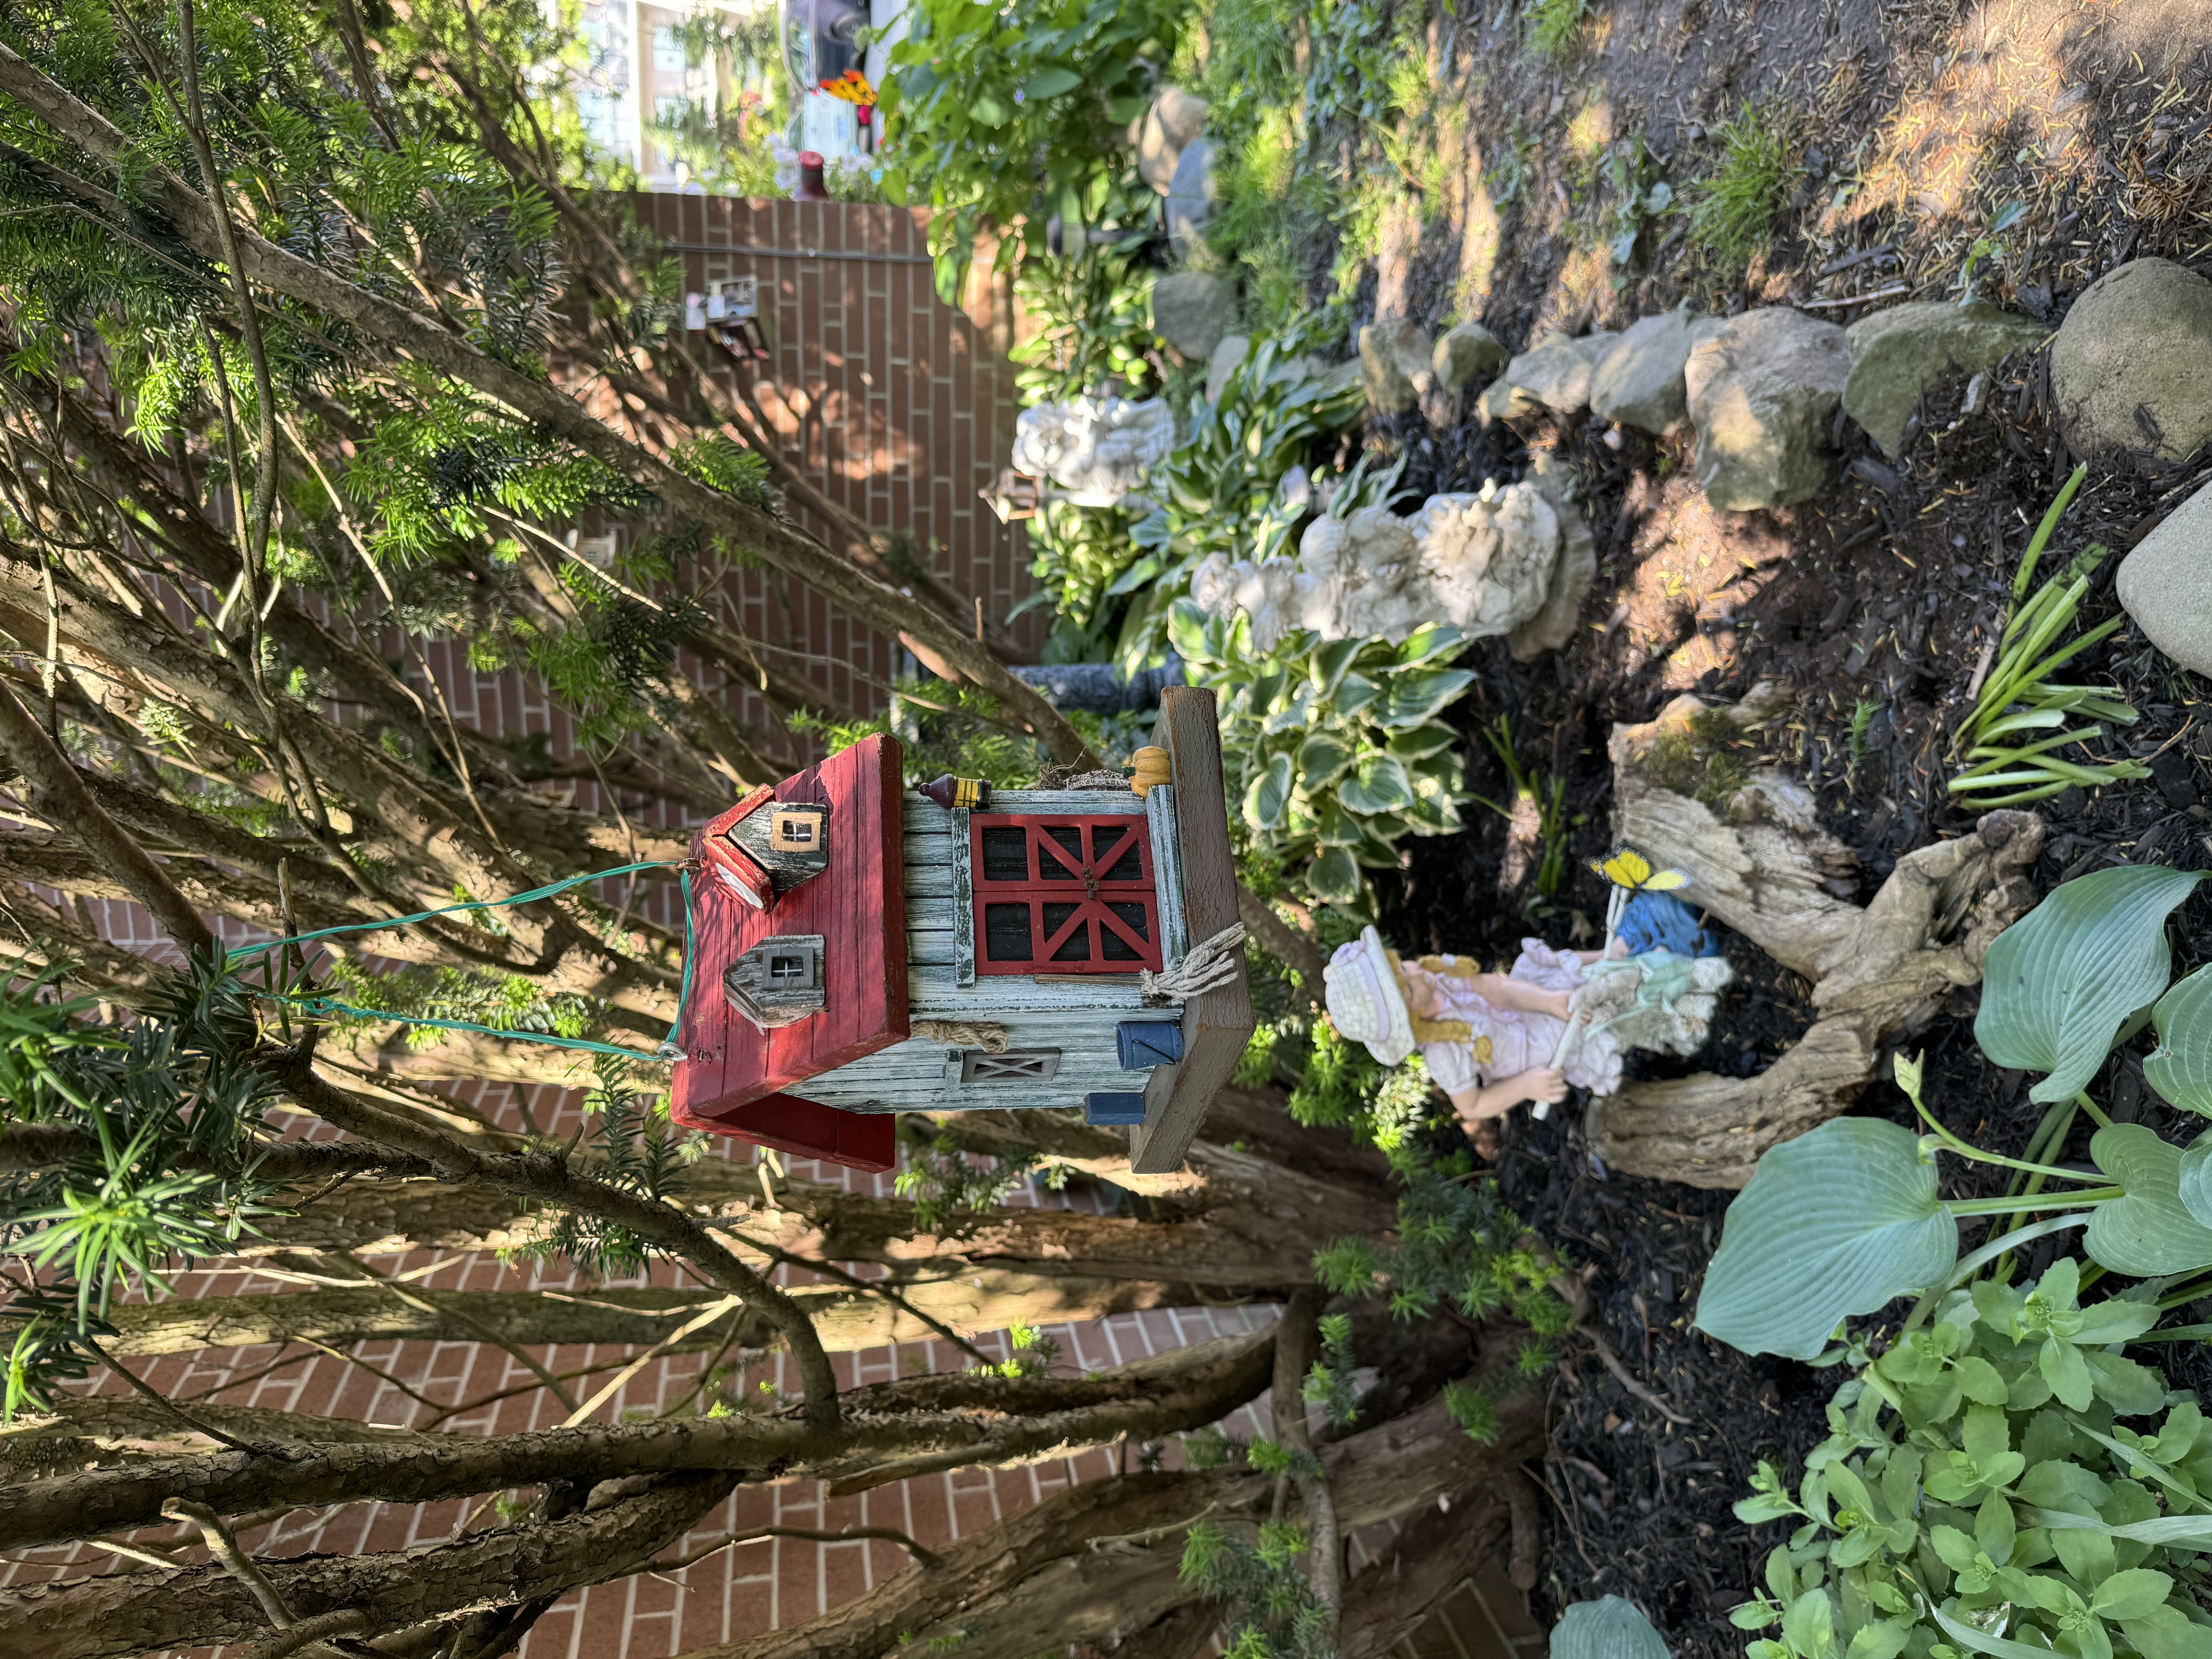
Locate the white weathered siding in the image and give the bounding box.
[787,790,1166,1111]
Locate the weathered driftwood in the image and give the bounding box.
[1590,684,2044,1188]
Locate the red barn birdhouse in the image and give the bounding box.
[670,690,1253,1175]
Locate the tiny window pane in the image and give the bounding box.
[1039,826,1084,880]
[1098,829,1144,883]
[1043,902,1089,961]
[1100,903,1150,960]
[769,955,805,981]
[983,903,1034,962]
[980,828,1030,883]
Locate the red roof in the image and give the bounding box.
[670,735,906,1171]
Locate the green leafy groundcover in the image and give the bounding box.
[1730,1259,2212,1659]
[1693,862,2212,1658]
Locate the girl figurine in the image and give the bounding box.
[1322,891,1729,1136]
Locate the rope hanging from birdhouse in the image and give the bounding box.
[1139,922,1248,1002]
[237,859,698,1063]
[911,1019,1011,1053]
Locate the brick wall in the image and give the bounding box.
[635,194,1044,745]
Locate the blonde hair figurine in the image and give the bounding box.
[1322,885,1733,1136]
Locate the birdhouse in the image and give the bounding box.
[670,689,1253,1175]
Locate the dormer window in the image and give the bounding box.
[725,934,826,1030]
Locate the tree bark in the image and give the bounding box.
[0,1326,1276,1553]
[0,1470,736,1659]
[94,1273,1219,1365]
[665,1343,1547,1659]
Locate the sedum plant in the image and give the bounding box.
[1729,1258,2212,1659]
[1167,613,1474,912]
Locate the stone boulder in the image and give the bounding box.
[2116,479,2212,677]
[1359,318,1435,414]
[1188,479,1565,650]
[1843,300,2047,457]
[1011,395,1175,504]
[1432,321,1507,390]
[1139,88,1209,194]
[1684,309,1849,510]
[1480,330,1617,421]
[1590,309,1724,434]
[2050,258,2212,462]
[1507,451,1598,661]
[1205,333,1250,405]
[1152,272,1238,361]
[1164,138,1217,259]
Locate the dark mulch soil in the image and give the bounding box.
[1364,295,2212,1652]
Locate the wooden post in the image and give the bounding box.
[1129,687,1255,1174]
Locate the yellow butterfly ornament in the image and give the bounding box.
[1583,845,1690,969]
[1590,846,1689,893]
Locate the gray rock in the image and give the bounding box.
[1498,330,1618,416]
[1432,321,1508,390]
[1164,138,1216,259]
[1843,300,2047,457]
[1139,88,1209,194]
[1590,309,1724,434]
[1152,272,1239,361]
[2117,479,2212,678]
[1359,318,1435,414]
[1478,374,1535,423]
[1509,452,1599,661]
[2050,258,2212,462]
[1684,308,1850,510]
[1206,333,1250,405]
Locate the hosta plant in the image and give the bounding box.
[1115,327,1376,673]
[1695,864,2212,1364]
[1167,611,1474,912]
[1729,1258,2212,1659]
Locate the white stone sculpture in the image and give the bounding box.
[1011,395,1176,506]
[1189,479,1562,651]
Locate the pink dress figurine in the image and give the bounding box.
[1323,925,1631,1127]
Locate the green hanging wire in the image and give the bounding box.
[242,858,698,1063]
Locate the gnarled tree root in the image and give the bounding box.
[1589,684,2044,1188]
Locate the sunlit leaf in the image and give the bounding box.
[1975,866,2205,1103]
[1695,1118,1956,1360]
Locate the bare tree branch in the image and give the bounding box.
[0,677,213,956]
[0,1326,1276,1553]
